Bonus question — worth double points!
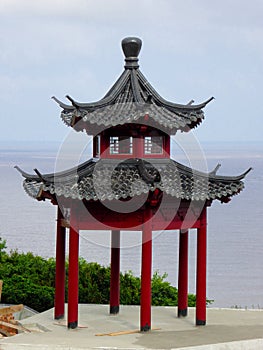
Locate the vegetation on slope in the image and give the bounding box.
[0,237,212,312]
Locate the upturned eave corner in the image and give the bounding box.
[51,39,215,134]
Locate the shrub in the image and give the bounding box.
[120,270,141,305]
[0,237,213,312]
[77,260,110,304]
[2,275,54,312]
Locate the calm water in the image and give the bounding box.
[0,141,262,308]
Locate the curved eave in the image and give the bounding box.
[136,70,214,111]
[53,70,213,113]
[15,159,98,184]
[17,159,251,203]
[52,70,130,112]
[171,161,252,183]
[53,67,213,133]
[209,167,252,182]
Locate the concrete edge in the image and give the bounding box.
[207,307,263,312]
[0,338,263,350]
[174,338,263,350]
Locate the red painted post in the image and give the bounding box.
[140,208,152,331]
[178,229,188,317]
[67,207,79,329]
[136,136,144,158]
[196,207,207,326]
[54,207,66,320]
[110,230,120,314]
[100,131,108,157]
[164,134,170,156]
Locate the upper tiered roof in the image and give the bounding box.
[53,37,214,135]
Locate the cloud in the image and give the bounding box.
[1,0,263,142]
[1,0,263,61]
[0,0,157,22]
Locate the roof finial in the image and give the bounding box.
[121,37,142,69]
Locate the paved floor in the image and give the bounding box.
[0,305,263,349]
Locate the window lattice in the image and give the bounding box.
[144,136,163,154]
[110,136,133,154]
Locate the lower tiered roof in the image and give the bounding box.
[16,158,251,204]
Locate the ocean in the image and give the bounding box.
[0,140,262,309]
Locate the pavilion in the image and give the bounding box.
[16,37,250,331]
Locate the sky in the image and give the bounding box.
[1,0,263,144]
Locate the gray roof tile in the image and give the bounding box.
[18,158,251,204]
[52,38,214,135]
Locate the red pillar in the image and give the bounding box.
[178,229,188,317]
[196,207,207,326]
[140,208,152,331]
[67,207,79,329]
[54,207,66,320]
[110,230,120,314]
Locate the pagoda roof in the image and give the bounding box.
[15,158,251,204]
[53,37,214,135]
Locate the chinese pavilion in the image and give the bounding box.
[16,37,250,331]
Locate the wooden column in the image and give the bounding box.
[110,230,120,314]
[196,207,207,326]
[54,207,66,320]
[178,229,188,317]
[67,207,79,329]
[140,208,152,331]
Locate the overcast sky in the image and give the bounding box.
[1,0,263,144]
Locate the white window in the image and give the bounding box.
[94,135,100,157]
[109,136,133,155]
[144,136,163,154]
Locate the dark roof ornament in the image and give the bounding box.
[121,37,142,69]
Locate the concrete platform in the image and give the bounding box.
[0,305,262,349]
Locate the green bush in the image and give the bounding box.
[78,260,110,304]
[2,275,54,312]
[152,272,178,306]
[0,238,213,312]
[0,237,7,262]
[120,270,141,305]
